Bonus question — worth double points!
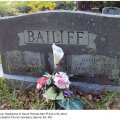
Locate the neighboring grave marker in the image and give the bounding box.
[0,11,120,85]
[91,7,100,13]
[102,7,120,15]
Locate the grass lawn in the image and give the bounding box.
[0,78,120,110]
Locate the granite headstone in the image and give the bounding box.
[102,7,120,15]
[0,11,120,86]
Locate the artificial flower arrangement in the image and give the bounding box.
[36,44,83,110]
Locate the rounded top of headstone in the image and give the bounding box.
[102,7,120,15]
[0,10,120,22]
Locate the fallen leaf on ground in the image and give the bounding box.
[1,102,11,109]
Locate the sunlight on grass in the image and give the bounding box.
[0,78,120,110]
[81,91,120,110]
[0,78,60,110]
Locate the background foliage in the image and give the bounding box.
[0,1,120,16]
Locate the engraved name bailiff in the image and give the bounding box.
[18,30,97,49]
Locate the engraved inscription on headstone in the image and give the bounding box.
[68,55,119,78]
[5,50,45,71]
[18,30,97,49]
[23,51,44,68]
[5,50,23,70]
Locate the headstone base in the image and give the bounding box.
[0,64,120,94]
[1,74,120,94]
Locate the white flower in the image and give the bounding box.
[52,43,64,68]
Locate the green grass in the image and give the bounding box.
[0,78,120,110]
[81,91,120,110]
[0,78,60,110]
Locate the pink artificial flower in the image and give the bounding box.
[36,77,48,90]
[54,72,70,89]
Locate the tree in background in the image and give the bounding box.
[0,1,18,16]
[27,1,56,12]
[56,1,76,10]
[0,1,120,16]
[76,1,91,11]
[0,1,56,16]
[76,1,120,12]
[14,1,29,13]
[0,1,76,16]
[92,1,120,12]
